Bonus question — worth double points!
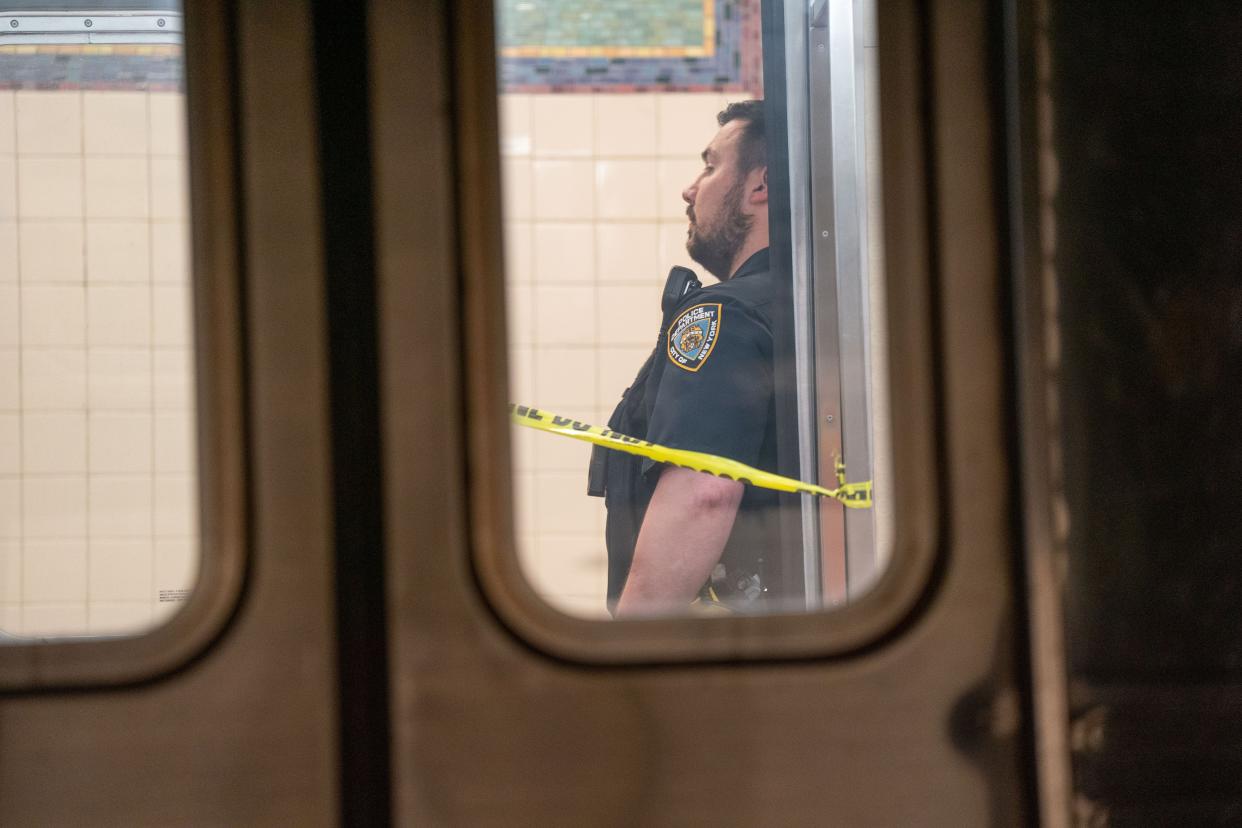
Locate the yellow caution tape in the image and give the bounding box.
[510,404,872,509]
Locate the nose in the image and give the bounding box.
[682,182,695,205]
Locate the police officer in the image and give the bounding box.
[589,100,778,617]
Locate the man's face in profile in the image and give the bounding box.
[682,118,756,281]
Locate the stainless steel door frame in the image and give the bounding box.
[806,0,880,603]
[781,0,827,611]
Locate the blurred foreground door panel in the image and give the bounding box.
[378,0,1036,824]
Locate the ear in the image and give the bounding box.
[748,166,769,206]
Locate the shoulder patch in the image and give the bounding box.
[667,302,722,372]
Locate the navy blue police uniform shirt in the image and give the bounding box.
[646,248,775,472]
[608,247,780,606]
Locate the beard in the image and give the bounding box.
[686,175,753,281]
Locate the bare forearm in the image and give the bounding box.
[616,467,743,617]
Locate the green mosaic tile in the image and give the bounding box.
[499,0,708,50]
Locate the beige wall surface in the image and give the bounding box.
[1,85,740,631]
[0,89,197,637]
[2,86,884,629]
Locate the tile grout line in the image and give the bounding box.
[80,89,91,632]
[147,90,158,626]
[12,90,23,634]
[589,92,601,476]
[522,95,541,555]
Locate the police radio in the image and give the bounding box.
[661,265,701,317]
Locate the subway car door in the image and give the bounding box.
[0,0,1065,825]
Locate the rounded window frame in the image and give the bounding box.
[0,0,247,691]
[461,0,944,665]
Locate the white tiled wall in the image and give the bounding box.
[501,92,735,617]
[1,88,877,629]
[0,90,197,637]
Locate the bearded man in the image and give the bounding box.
[588,100,778,617]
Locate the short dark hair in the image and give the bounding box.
[717,99,766,175]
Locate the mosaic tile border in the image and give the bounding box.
[0,44,183,91]
[501,0,715,59]
[1,2,763,96]
[500,0,762,94]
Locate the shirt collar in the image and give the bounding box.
[729,247,770,280]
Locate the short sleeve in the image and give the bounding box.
[645,297,772,469]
